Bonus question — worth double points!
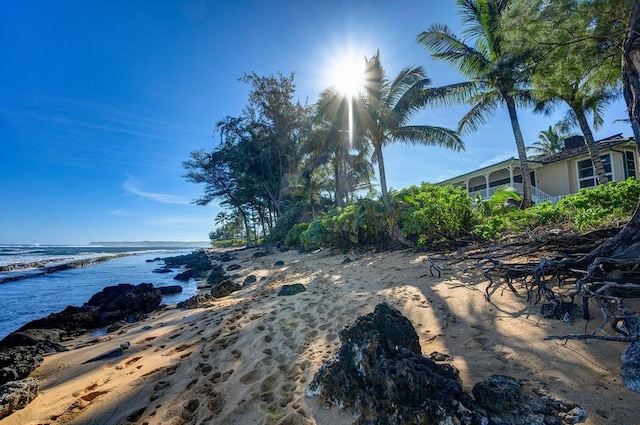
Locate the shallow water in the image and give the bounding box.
[0,249,200,339]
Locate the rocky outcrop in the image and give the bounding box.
[473,375,587,424]
[0,346,43,386]
[86,283,162,316]
[158,285,183,295]
[177,294,216,309]
[307,303,586,425]
[207,265,227,286]
[210,279,241,298]
[0,283,166,419]
[0,377,39,419]
[162,250,212,271]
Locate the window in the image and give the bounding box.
[625,151,637,179]
[512,171,536,187]
[577,154,612,188]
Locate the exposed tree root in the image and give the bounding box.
[473,226,640,343]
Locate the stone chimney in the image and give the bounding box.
[563,135,585,150]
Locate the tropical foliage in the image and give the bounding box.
[185,0,637,253]
[502,0,627,185]
[527,125,571,156]
[416,0,535,206]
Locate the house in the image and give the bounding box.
[437,134,638,204]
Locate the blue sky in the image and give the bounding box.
[1,1,631,245]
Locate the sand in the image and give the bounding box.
[2,246,640,425]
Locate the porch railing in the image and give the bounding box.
[468,183,566,206]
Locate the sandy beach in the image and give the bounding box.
[3,245,640,425]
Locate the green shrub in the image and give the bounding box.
[266,203,305,243]
[300,220,327,251]
[284,222,309,248]
[211,238,245,248]
[395,183,475,248]
[552,178,640,230]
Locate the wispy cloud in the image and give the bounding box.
[123,179,191,205]
[478,153,516,168]
[110,209,132,216]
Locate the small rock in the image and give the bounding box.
[278,284,306,296]
[273,260,285,268]
[243,275,257,287]
[210,279,241,298]
[177,294,215,309]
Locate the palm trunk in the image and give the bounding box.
[375,143,388,200]
[333,161,343,208]
[505,95,532,208]
[573,106,608,185]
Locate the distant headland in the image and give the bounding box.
[88,241,210,248]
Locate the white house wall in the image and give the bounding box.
[536,161,571,197]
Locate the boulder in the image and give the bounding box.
[472,375,587,424]
[307,303,586,425]
[87,283,162,315]
[0,329,65,348]
[306,303,481,424]
[0,347,43,386]
[162,251,212,271]
[173,269,199,281]
[273,260,285,268]
[17,305,98,336]
[152,267,173,273]
[210,279,241,298]
[0,377,39,420]
[177,294,216,309]
[207,265,226,286]
[226,264,241,272]
[158,285,183,295]
[214,252,236,263]
[243,275,257,287]
[277,284,306,296]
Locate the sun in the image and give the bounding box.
[326,53,365,98]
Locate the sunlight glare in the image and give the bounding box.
[329,54,365,98]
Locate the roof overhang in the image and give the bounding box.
[437,157,544,186]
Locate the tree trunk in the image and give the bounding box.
[375,143,388,200]
[574,106,609,185]
[333,161,343,208]
[582,2,640,263]
[505,95,532,208]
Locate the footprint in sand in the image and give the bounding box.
[240,369,261,385]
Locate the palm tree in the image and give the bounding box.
[527,124,570,156]
[532,82,618,186]
[358,51,465,200]
[214,211,230,229]
[417,0,535,206]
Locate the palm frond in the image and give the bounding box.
[418,81,479,108]
[417,24,491,77]
[392,125,465,152]
[458,90,501,134]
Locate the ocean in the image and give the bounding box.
[0,245,206,339]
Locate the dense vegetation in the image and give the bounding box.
[184,0,638,253]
